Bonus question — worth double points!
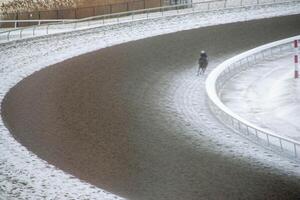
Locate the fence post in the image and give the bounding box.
[255,129,259,139]
[7,31,10,41]
[266,134,270,145]
[270,48,273,56]
[46,24,49,34]
[279,138,283,151]
[16,12,19,28]
[294,40,299,79]
[279,46,282,53]
[246,57,250,67]
[294,144,297,157]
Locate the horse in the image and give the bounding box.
[197,58,208,76]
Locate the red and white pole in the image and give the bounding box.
[294,40,299,79]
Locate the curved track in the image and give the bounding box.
[2,15,300,199]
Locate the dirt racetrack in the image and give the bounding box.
[2,15,300,199]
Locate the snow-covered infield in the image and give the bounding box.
[1,1,300,199]
[206,35,300,160]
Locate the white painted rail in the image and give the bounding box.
[0,0,299,44]
[206,35,300,161]
[0,19,75,28]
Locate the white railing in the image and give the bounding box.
[0,19,75,29]
[0,0,299,44]
[206,35,300,160]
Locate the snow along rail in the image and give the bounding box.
[0,0,299,44]
[206,35,300,161]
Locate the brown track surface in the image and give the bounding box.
[2,15,300,199]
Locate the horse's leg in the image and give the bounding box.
[199,63,204,75]
[203,63,208,74]
[198,64,203,76]
[200,65,204,75]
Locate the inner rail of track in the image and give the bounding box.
[206,35,300,161]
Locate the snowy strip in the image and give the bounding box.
[1,2,300,199]
[0,0,299,44]
[206,35,300,160]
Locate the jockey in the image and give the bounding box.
[200,50,208,61]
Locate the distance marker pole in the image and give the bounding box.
[294,40,299,79]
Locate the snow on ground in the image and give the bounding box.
[0,0,299,43]
[222,50,300,142]
[1,2,300,199]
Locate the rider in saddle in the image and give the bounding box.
[200,50,208,62]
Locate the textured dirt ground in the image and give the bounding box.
[2,15,300,199]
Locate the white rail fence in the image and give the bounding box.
[0,19,75,28]
[0,0,299,43]
[206,35,300,160]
